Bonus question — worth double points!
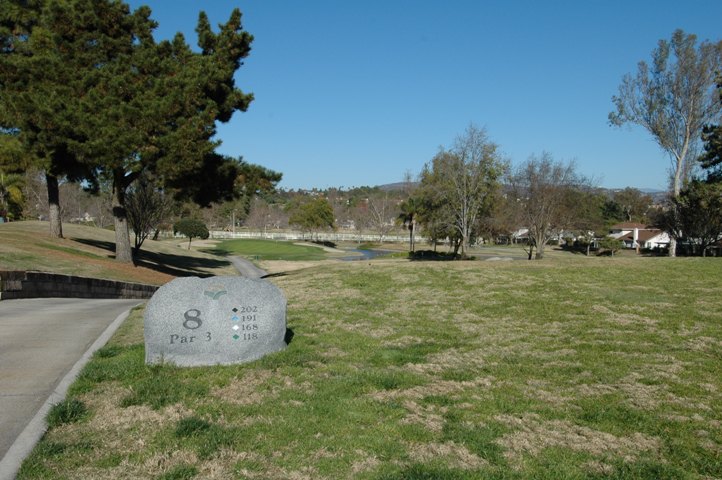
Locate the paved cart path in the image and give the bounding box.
[229,256,267,278]
[0,298,139,479]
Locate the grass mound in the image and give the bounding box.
[0,221,236,284]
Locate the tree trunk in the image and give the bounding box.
[46,174,63,239]
[535,243,545,260]
[409,221,415,253]
[669,151,686,258]
[669,237,677,258]
[112,173,133,263]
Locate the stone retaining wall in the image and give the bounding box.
[0,271,158,300]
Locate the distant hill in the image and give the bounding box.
[378,182,418,192]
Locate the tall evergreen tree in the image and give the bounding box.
[72,6,254,262]
[1,1,255,261]
[700,78,722,183]
[0,0,99,237]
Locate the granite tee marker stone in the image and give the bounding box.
[144,276,287,366]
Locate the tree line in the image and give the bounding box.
[408,28,722,259]
[288,28,722,259]
[2,21,721,259]
[235,27,722,260]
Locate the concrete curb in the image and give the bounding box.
[0,304,140,480]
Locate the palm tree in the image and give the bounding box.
[397,198,420,253]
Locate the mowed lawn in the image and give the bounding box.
[209,239,332,261]
[19,257,722,479]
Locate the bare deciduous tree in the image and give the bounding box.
[419,124,506,258]
[246,197,287,232]
[125,175,173,257]
[509,153,587,260]
[366,193,396,242]
[609,29,722,256]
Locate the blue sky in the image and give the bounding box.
[127,0,722,191]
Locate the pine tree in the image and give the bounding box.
[1,0,99,237]
[1,1,256,261]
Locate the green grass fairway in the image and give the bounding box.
[18,257,722,479]
[209,238,332,261]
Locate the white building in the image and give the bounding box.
[609,222,670,250]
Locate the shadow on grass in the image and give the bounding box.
[135,250,232,278]
[70,238,116,258]
[408,250,461,261]
[262,271,289,279]
[201,247,232,256]
[284,327,295,345]
[73,238,231,278]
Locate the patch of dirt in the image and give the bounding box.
[399,399,447,432]
[211,370,313,406]
[592,305,615,315]
[82,384,192,436]
[420,348,489,371]
[370,377,493,402]
[211,370,274,405]
[584,460,616,475]
[319,346,348,358]
[52,383,195,473]
[382,335,426,347]
[407,441,487,470]
[574,372,705,411]
[197,449,270,479]
[685,336,722,353]
[592,305,659,328]
[494,413,661,465]
[351,450,381,474]
[523,379,572,406]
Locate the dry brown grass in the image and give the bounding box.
[212,370,314,406]
[494,413,662,467]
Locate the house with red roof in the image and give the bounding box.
[609,222,670,250]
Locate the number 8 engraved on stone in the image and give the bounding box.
[183,309,203,330]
